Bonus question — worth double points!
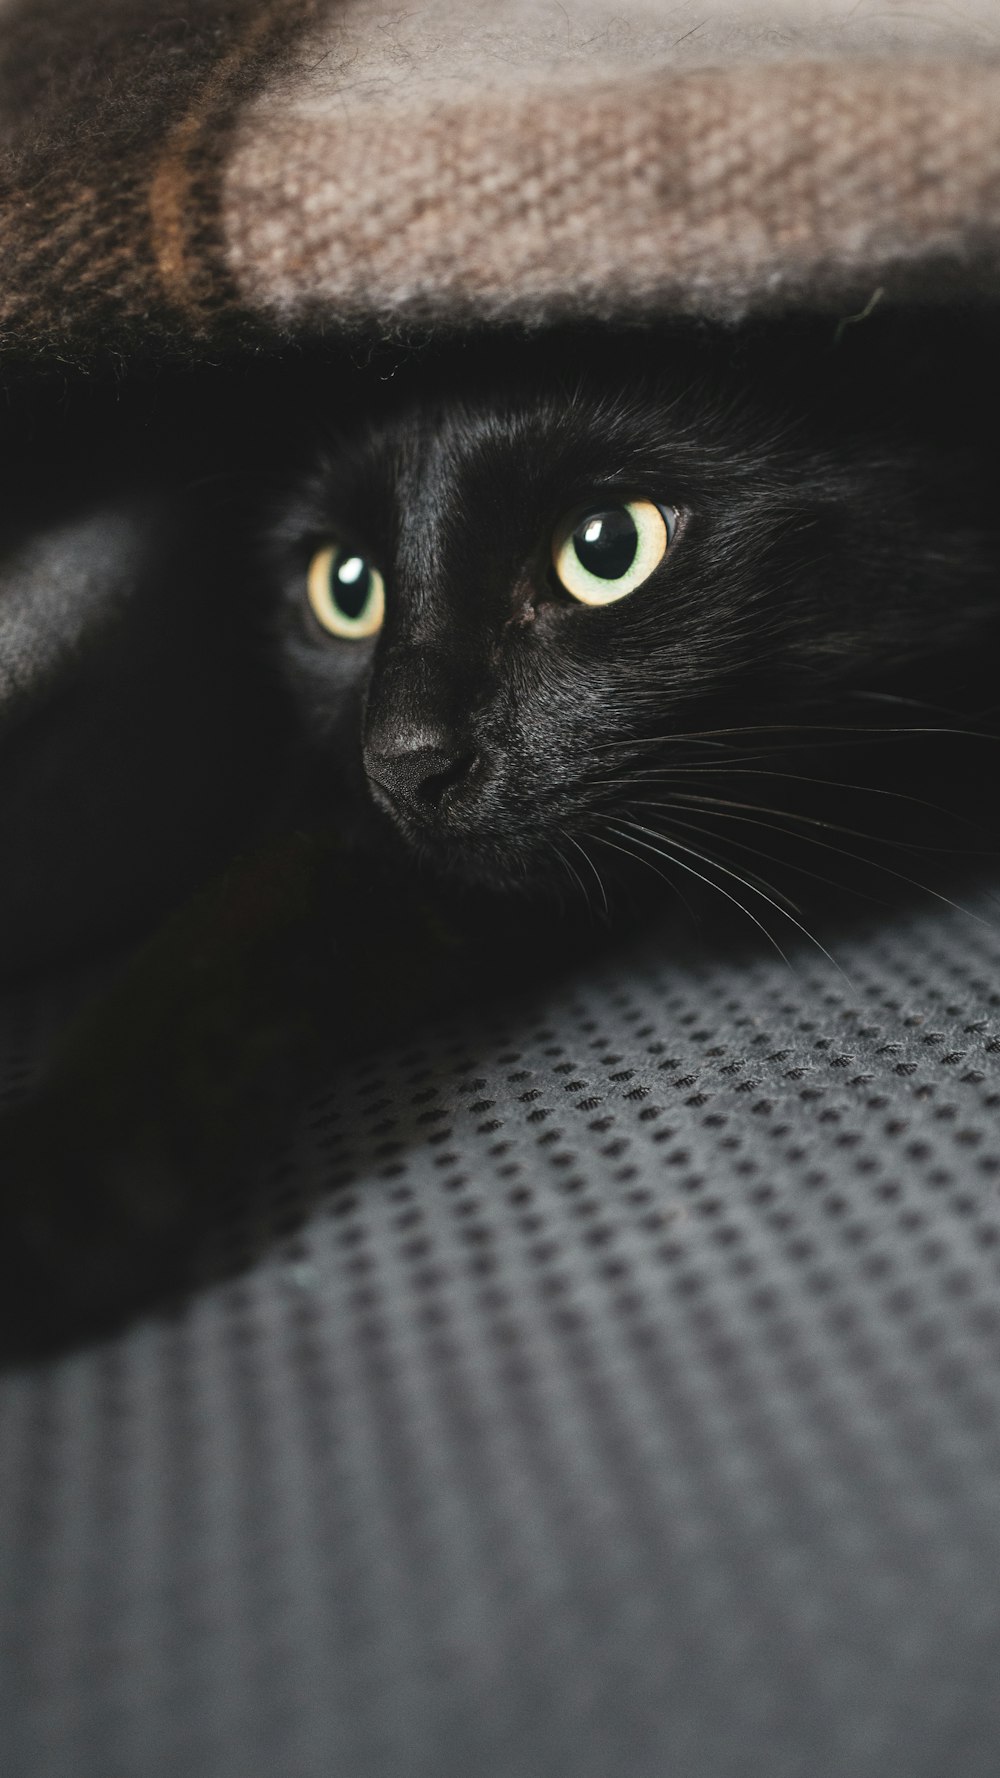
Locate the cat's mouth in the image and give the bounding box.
[363,758,582,895]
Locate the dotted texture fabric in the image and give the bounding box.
[4,893,1000,1778]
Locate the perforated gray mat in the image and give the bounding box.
[5,893,1000,1778]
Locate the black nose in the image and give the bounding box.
[365,737,476,815]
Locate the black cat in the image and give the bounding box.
[269,321,1000,913]
[2,316,998,1353]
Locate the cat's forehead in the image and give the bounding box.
[304,352,791,591]
[374,393,564,589]
[366,381,582,477]
[342,372,675,520]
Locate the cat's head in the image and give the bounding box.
[266,331,995,903]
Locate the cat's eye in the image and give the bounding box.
[307,543,385,639]
[551,499,677,605]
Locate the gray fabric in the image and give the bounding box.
[0,508,150,728]
[4,887,1000,1777]
[0,489,271,976]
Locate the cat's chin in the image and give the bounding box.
[388,820,605,909]
[406,834,556,897]
[361,782,623,906]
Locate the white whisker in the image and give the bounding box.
[564,832,611,919]
[611,818,852,985]
[654,794,997,927]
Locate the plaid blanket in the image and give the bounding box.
[2,0,998,358]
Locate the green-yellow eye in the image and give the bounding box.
[307,543,385,639]
[551,499,676,605]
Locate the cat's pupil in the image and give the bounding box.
[572,507,638,580]
[333,552,372,620]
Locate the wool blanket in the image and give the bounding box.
[2,0,998,359]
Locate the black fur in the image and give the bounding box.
[3,314,999,1355]
[267,322,1000,910]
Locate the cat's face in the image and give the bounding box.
[268,333,995,901]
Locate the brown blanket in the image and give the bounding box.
[2,0,998,358]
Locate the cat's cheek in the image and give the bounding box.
[525,598,574,636]
[287,624,376,684]
[529,596,639,646]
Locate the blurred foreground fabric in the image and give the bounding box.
[0,0,998,355]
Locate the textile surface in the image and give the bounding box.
[4,891,1000,1776]
[0,0,997,354]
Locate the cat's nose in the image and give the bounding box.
[365,735,476,815]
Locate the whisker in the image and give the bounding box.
[588,754,784,782]
[643,810,804,915]
[654,789,991,855]
[600,823,796,971]
[612,818,852,985]
[587,821,704,924]
[590,765,992,841]
[669,766,993,829]
[589,828,699,925]
[546,838,592,915]
[654,794,997,927]
[849,687,1000,723]
[564,832,611,919]
[631,798,891,908]
[594,719,1000,750]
